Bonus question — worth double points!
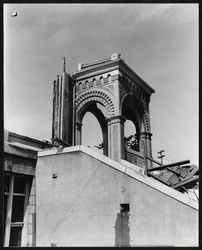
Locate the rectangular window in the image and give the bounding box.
[4,175,29,247]
[14,177,26,194]
[9,226,22,246]
[11,196,25,222]
[120,203,130,213]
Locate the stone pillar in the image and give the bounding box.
[107,115,126,162]
[75,121,82,145]
[140,132,153,171]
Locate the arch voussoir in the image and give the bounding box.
[75,90,115,119]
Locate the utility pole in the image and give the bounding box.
[157,150,165,165]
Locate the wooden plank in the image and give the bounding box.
[147,160,190,172]
[167,167,181,176]
[183,165,198,181]
[171,176,199,189]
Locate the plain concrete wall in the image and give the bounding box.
[36,151,198,247]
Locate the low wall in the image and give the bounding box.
[125,148,145,169]
[36,148,198,247]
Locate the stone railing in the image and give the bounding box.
[125,147,146,169]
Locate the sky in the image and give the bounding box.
[4,4,198,165]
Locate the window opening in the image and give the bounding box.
[124,120,139,152]
[9,226,22,247]
[120,203,130,213]
[4,175,28,247]
[11,196,25,222]
[14,177,26,194]
[82,112,103,154]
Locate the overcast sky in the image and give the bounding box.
[4,4,198,165]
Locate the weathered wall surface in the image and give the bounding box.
[36,151,198,247]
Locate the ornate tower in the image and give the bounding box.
[52,57,74,145]
[52,53,155,170]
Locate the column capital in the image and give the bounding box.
[106,115,126,125]
[140,132,153,139]
[75,121,83,129]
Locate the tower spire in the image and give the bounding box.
[63,57,66,73]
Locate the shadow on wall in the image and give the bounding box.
[115,212,130,247]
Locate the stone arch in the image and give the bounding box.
[75,89,115,156]
[120,93,151,133]
[121,92,152,167]
[76,89,115,121]
[80,103,108,156]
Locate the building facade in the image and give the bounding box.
[36,146,198,247]
[3,130,51,247]
[3,54,198,247]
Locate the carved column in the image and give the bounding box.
[107,115,126,161]
[75,121,83,145]
[140,132,153,171]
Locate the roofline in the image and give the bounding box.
[72,58,155,95]
[38,145,198,210]
[5,130,52,149]
[119,59,155,94]
[72,58,120,78]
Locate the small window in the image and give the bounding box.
[120,203,130,213]
[9,226,22,246]
[12,196,25,222]
[14,177,26,194]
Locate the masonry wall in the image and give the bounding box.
[36,151,198,247]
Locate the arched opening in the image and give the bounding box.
[122,95,144,153]
[124,119,139,152]
[79,102,108,156]
[82,112,103,154]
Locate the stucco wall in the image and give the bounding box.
[36,151,198,247]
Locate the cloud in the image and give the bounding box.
[4,3,198,165]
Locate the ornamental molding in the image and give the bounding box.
[76,89,115,117]
[120,75,150,109]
